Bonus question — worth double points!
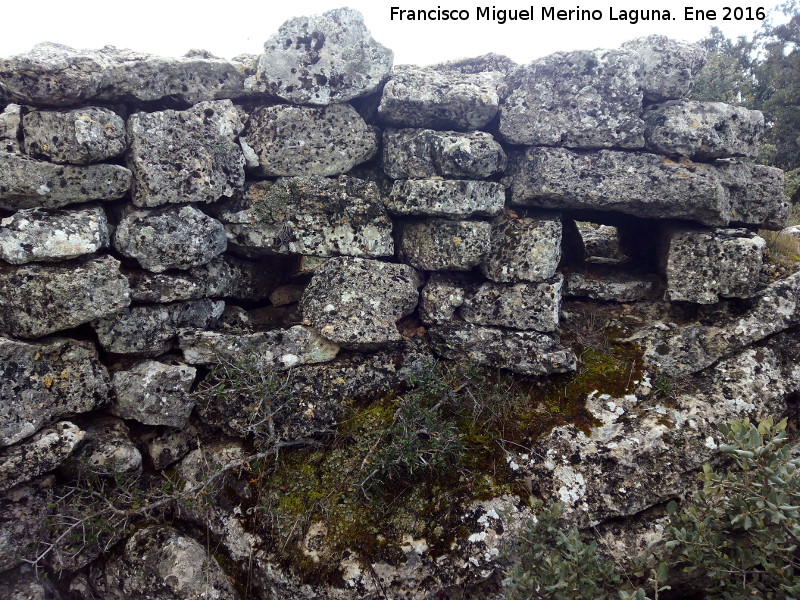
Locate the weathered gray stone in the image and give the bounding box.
[459,277,562,332]
[0,42,249,106]
[419,273,466,325]
[127,100,244,208]
[716,160,789,230]
[0,104,21,153]
[110,361,197,428]
[386,180,504,219]
[0,153,131,211]
[93,300,224,356]
[0,477,53,571]
[500,49,645,148]
[481,212,561,282]
[0,255,130,338]
[127,255,281,303]
[0,422,84,492]
[243,104,377,177]
[63,417,141,476]
[378,66,500,130]
[269,284,306,307]
[430,53,518,100]
[179,325,340,368]
[577,223,626,262]
[216,177,394,258]
[22,107,126,164]
[430,324,576,376]
[141,425,197,470]
[622,35,707,102]
[564,269,662,301]
[0,336,110,446]
[99,526,240,600]
[300,257,420,350]
[114,205,227,273]
[398,219,491,271]
[382,128,507,179]
[644,100,764,159]
[507,147,730,226]
[0,206,109,264]
[250,7,392,105]
[662,227,764,304]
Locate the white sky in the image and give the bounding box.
[0,0,787,66]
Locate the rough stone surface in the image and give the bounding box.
[459,277,562,332]
[481,212,561,282]
[300,257,420,350]
[622,35,707,102]
[244,104,378,177]
[216,176,394,258]
[114,205,227,273]
[398,219,491,271]
[386,180,504,219]
[269,284,306,307]
[141,425,198,470]
[0,153,131,211]
[578,223,626,262]
[63,417,142,476]
[179,326,340,368]
[378,66,500,130]
[0,206,109,264]
[430,324,577,376]
[382,128,507,179]
[0,571,63,600]
[507,147,730,226]
[716,160,789,230]
[662,227,765,303]
[644,100,764,159]
[93,300,224,356]
[500,49,645,148]
[127,100,244,208]
[0,336,109,446]
[22,107,126,164]
[419,273,466,325]
[0,104,21,153]
[0,477,53,571]
[0,255,130,338]
[97,526,240,600]
[250,7,393,105]
[0,42,249,106]
[110,361,197,428]
[0,422,84,492]
[564,269,662,301]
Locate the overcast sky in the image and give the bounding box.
[0,0,787,66]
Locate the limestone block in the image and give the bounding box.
[110,361,197,428]
[419,273,466,325]
[481,212,561,282]
[622,35,707,102]
[386,180,505,219]
[61,417,142,476]
[563,269,662,302]
[0,104,21,153]
[458,277,563,332]
[398,219,491,271]
[716,160,789,230]
[0,422,84,492]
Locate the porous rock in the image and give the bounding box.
[97,526,240,600]
[563,269,662,301]
[0,476,53,571]
[419,273,466,324]
[643,100,764,159]
[300,257,420,350]
[114,205,227,273]
[622,35,707,102]
[0,153,131,211]
[378,66,500,130]
[0,422,84,492]
[0,205,109,264]
[662,227,764,303]
[126,100,244,207]
[716,160,788,230]
[216,176,394,258]
[243,104,378,176]
[481,211,561,282]
[110,361,197,428]
[382,128,507,179]
[507,147,730,226]
[0,103,21,153]
[459,277,562,332]
[398,219,491,271]
[251,7,393,105]
[387,179,504,219]
[0,255,130,338]
[577,223,626,262]
[141,425,197,470]
[269,284,306,307]
[22,107,126,164]
[0,336,109,446]
[500,49,645,148]
[430,324,577,376]
[62,417,141,476]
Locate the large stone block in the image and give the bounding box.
[500,49,645,148]
[110,361,197,428]
[243,104,377,177]
[507,147,730,226]
[622,35,707,102]
[382,128,507,179]
[0,104,21,153]
[716,160,789,230]
[0,255,130,338]
[378,66,500,130]
[386,180,504,219]
[481,211,561,282]
[458,277,562,332]
[563,269,662,302]
[300,257,420,350]
[250,7,393,105]
[127,100,244,207]
[0,422,84,492]
[216,177,394,258]
[418,273,466,325]
[398,219,491,271]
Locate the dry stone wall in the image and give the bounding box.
[0,7,797,600]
